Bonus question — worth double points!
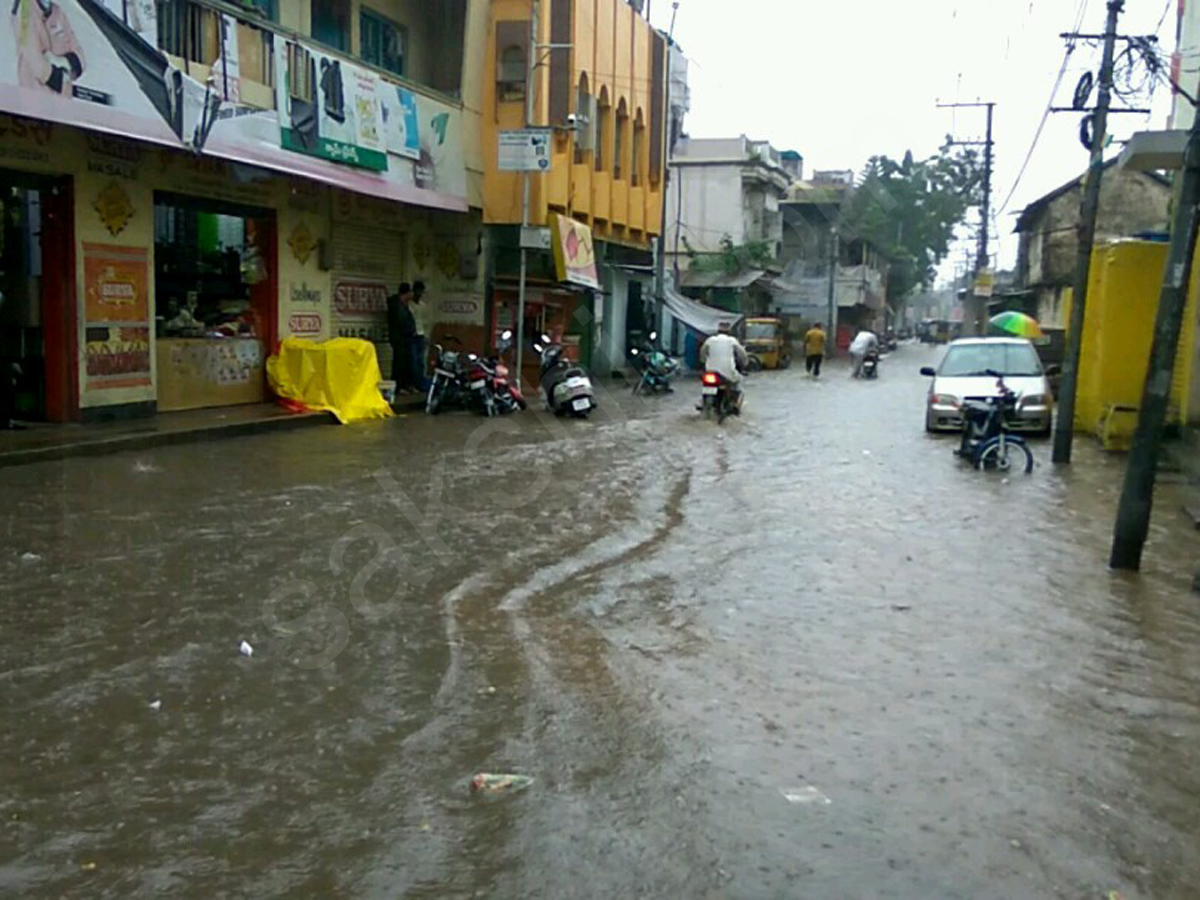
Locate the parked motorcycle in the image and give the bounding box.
[699,370,739,423]
[630,331,680,395]
[426,337,466,415]
[461,330,526,417]
[534,333,595,417]
[955,370,1034,474]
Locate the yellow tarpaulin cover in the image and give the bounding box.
[267,337,394,424]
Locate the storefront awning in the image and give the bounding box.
[664,288,743,336]
[681,268,767,289]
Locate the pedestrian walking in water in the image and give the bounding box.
[803,322,826,377]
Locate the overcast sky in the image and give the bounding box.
[646,0,1178,280]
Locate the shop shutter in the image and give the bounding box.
[330,223,405,374]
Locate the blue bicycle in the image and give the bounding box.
[956,370,1035,474]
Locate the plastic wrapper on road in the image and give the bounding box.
[266,337,395,425]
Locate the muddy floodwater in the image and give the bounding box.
[2,344,1198,898]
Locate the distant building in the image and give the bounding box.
[664,136,794,315]
[1013,163,1171,329]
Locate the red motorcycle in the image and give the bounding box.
[465,330,525,417]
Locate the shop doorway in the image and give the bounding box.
[0,169,76,424]
[153,193,277,413]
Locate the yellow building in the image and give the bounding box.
[482,0,668,379]
[0,0,487,423]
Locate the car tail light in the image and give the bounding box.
[1019,393,1050,407]
[702,372,720,386]
[931,393,959,408]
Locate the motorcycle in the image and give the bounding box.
[426,337,466,415]
[861,351,880,380]
[534,333,595,418]
[700,370,740,423]
[462,330,526,417]
[630,331,680,395]
[955,370,1035,474]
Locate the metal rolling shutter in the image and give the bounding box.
[330,224,405,374]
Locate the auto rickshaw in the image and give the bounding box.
[742,317,791,370]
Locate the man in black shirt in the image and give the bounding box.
[387,282,417,394]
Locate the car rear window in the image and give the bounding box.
[940,343,1042,377]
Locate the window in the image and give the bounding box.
[497,45,526,101]
[312,0,349,52]
[573,73,591,164]
[939,343,1043,378]
[287,42,314,103]
[595,88,610,172]
[614,99,628,180]
[156,0,220,65]
[360,9,405,76]
[632,109,645,186]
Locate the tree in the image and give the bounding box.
[844,145,981,302]
[684,234,774,275]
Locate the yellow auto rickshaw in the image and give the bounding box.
[743,317,791,370]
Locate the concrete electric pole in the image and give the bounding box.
[1110,76,1200,571]
[1052,0,1124,465]
[939,101,996,336]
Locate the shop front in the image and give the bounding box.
[152,193,277,412]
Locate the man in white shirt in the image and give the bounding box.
[848,329,879,378]
[699,321,749,412]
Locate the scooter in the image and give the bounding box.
[955,370,1034,474]
[630,331,680,395]
[700,370,740,423]
[534,333,595,418]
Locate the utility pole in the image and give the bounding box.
[653,3,680,338]
[514,0,540,385]
[1110,77,1200,570]
[940,99,998,338]
[1052,0,1124,465]
[939,101,996,336]
[826,225,838,346]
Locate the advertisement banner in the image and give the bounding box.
[82,242,151,388]
[276,40,387,172]
[550,214,600,290]
[0,1,468,209]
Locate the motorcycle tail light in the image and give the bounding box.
[702,372,720,386]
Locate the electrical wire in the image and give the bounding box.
[995,0,1091,217]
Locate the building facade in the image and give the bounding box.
[0,0,487,423]
[1014,164,1171,330]
[483,0,668,381]
[775,176,889,346]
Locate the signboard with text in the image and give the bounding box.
[499,128,552,172]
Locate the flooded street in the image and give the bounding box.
[3,342,1199,899]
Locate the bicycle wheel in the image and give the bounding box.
[976,437,1034,474]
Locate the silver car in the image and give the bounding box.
[921,337,1055,436]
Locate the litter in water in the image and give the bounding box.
[781,786,832,806]
[470,773,534,793]
[239,640,254,658]
[149,699,162,711]
[20,552,41,563]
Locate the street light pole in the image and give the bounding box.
[515,0,540,386]
[1053,0,1124,465]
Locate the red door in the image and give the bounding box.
[40,179,77,423]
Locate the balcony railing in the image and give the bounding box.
[156,0,276,94]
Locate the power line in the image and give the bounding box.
[996,0,1091,216]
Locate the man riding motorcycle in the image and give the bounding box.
[699,321,749,414]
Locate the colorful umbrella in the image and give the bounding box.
[988,311,1045,339]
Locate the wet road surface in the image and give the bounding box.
[2,343,1199,898]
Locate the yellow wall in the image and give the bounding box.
[1074,240,1198,434]
[482,0,664,247]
